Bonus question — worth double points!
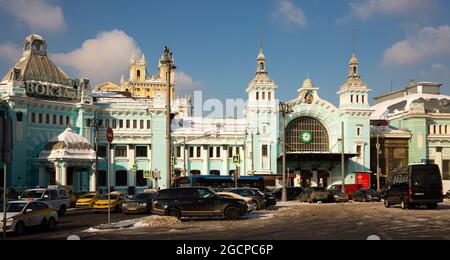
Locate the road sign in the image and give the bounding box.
[152,170,161,179]
[144,170,151,179]
[106,128,114,143]
[131,163,138,173]
[232,155,240,165]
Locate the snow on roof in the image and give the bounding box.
[370,93,450,120]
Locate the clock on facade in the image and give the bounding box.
[305,93,314,104]
[300,131,313,144]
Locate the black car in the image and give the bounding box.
[384,164,443,209]
[300,187,329,203]
[227,188,267,210]
[123,192,157,214]
[270,187,304,201]
[327,189,349,203]
[152,187,248,220]
[352,189,381,202]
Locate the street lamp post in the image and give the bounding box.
[376,130,381,192]
[160,46,176,189]
[245,127,259,176]
[279,102,293,202]
[341,122,346,194]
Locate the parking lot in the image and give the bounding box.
[9,200,450,240]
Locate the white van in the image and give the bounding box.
[19,186,70,216]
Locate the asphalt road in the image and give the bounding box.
[5,209,146,240]
[7,201,450,240]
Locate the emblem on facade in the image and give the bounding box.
[300,131,313,144]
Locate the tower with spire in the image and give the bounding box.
[129,54,147,82]
[245,43,278,176]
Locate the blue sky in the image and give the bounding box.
[1,0,450,105]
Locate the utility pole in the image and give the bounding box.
[341,122,346,194]
[376,131,381,192]
[1,115,12,240]
[279,102,291,202]
[161,46,176,189]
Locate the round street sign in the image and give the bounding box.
[106,128,114,143]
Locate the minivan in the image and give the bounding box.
[384,164,443,210]
[152,187,248,220]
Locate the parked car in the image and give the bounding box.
[75,193,99,209]
[327,189,349,203]
[227,188,266,210]
[0,200,58,235]
[217,192,256,213]
[152,187,248,220]
[270,187,304,201]
[300,187,329,203]
[384,164,443,210]
[123,192,157,214]
[18,186,70,217]
[263,193,277,208]
[93,192,125,213]
[352,189,381,202]
[445,190,450,199]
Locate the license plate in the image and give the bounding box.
[128,208,137,211]
[415,193,425,196]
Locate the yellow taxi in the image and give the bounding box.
[75,193,99,208]
[93,192,124,213]
[0,200,58,235]
[216,192,256,213]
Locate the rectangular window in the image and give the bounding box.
[112,119,117,129]
[136,171,146,187]
[66,116,70,126]
[268,92,272,101]
[119,120,123,128]
[357,145,363,159]
[97,146,107,157]
[443,160,450,181]
[147,120,151,129]
[357,127,361,136]
[133,120,137,129]
[189,147,194,158]
[209,147,214,158]
[59,115,63,126]
[98,171,107,187]
[105,119,110,129]
[136,146,148,157]
[45,114,50,124]
[262,145,268,157]
[140,120,144,129]
[53,115,57,125]
[38,113,43,124]
[126,120,130,128]
[115,146,127,157]
[31,113,36,123]
[197,147,201,158]
[236,147,240,155]
[115,171,128,186]
[216,147,221,158]
[228,147,233,158]
[176,146,182,158]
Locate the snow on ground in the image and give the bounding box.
[84,215,183,233]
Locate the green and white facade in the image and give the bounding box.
[1,34,376,193]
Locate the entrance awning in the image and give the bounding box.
[278,152,359,162]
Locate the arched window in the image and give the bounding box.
[286,117,329,152]
[190,170,201,176]
[136,70,141,81]
[362,95,365,104]
[260,62,264,71]
[268,92,272,101]
[262,92,266,100]
[351,95,354,103]
[210,170,220,176]
[256,92,259,100]
[353,66,357,74]
[356,95,359,103]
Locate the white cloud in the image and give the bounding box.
[0,0,66,33]
[432,63,445,71]
[273,0,308,28]
[52,29,142,85]
[382,25,450,67]
[175,71,204,96]
[347,0,434,20]
[0,42,22,63]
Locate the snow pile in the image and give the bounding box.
[85,216,183,233]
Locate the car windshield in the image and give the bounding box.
[198,189,216,199]
[20,190,44,199]
[133,193,152,200]
[98,195,118,200]
[0,202,27,213]
[80,194,96,199]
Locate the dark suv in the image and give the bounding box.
[152,187,248,220]
[270,187,304,201]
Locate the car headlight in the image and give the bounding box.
[123,204,128,207]
[139,203,147,207]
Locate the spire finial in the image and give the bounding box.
[352,28,356,55]
[260,32,263,52]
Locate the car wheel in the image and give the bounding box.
[384,199,391,208]
[224,207,240,220]
[401,200,408,210]
[166,207,181,220]
[307,197,312,204]
[115,205,121,213]
[251,200,259,210]
[362,197,367,203]
[47,218,57,230]
[58,205,66,217]
[427,203,438,210]
[15,221,25,235]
